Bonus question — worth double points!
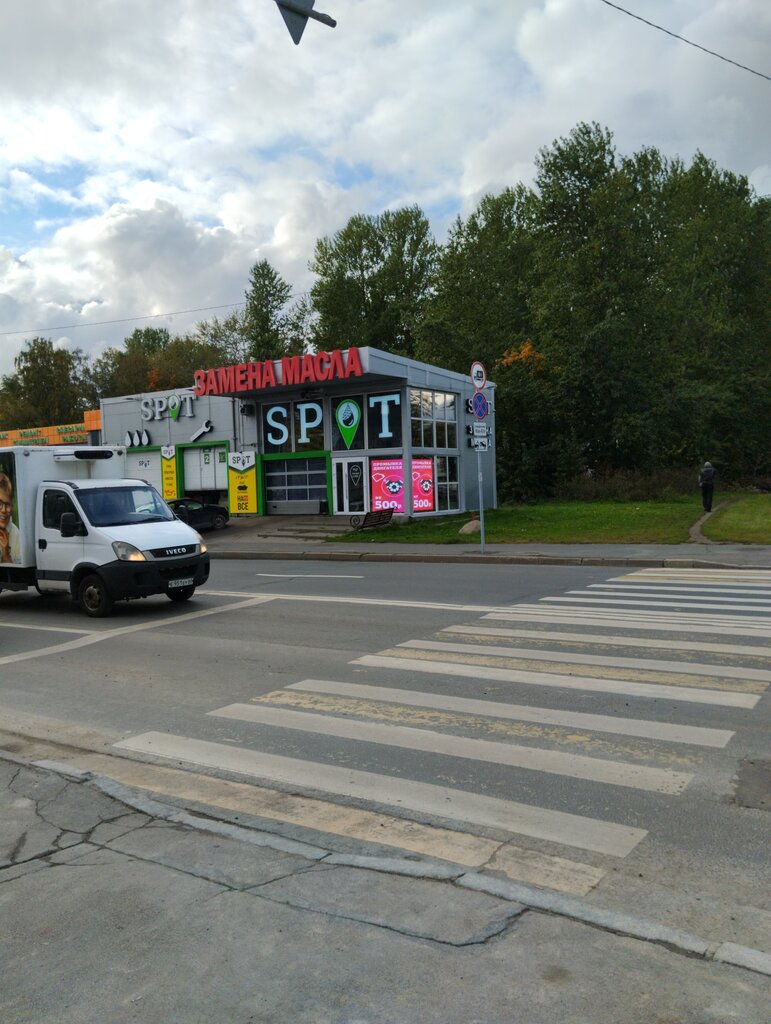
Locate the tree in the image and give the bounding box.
[0,338,95,428]
[193,311,252,365]
[86,328,171,399]
[243,260,296,361]
[310,206,439,357]
[146,336,230,391]
[417,186,534,373]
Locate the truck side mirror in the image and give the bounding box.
[60,512,86,537]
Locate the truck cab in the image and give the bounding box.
[34,478,210,615]
[0,446,210,617]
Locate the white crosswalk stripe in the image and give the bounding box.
[542,595,771,612]
[114,732,647,857]
[444,624,771,659]
[208,702,693,793]
[352,654,760,707]
[397,638,771,682]
[113,567,769,895]
[285,679,734,747]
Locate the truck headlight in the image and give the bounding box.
[196,532,208,554]
[112,541,146,562]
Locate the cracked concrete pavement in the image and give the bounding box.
[2,757,771,1023]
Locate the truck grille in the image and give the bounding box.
[148,544,197,559]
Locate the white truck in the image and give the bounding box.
[0,445,210,617]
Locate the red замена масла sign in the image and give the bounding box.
[193,348,364,396]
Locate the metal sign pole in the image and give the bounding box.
[469,361,488,556]
[478,446,485,555]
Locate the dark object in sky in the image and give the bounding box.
[275,0,336,45]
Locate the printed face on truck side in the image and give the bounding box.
[0,471,19,564]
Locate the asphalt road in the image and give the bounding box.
[0,558,769,952]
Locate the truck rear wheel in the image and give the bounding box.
[167,585,195,602]
[79,574,114,618]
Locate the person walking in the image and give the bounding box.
[698,461,716,513]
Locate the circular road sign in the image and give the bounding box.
[471,391,489,420]
[470,361,487,390]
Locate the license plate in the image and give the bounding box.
[168,577,194,589]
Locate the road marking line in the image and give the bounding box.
[204,590,512,613]
[629,569,771,578]
[0,621,95,635]
[543,596,771,613]
[210,702,692,794]
[584,588,771,603]
[114,732,648,856]
[442,625,771,659]
[288,680,733,747]
[501,603,771,624]
[591,584,771,595]
[354,655,760,708]
[0,595,276,667]
[486,608,771,636]
[255,573,365,579]
[401,639,771,683]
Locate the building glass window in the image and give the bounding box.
[409,389,458,451]
[434,456,459,511]
[366,393,402,449]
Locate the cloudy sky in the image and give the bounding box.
[1,0,769,378]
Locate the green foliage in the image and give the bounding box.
[243,259,303,361]
[0,338,94,429]
[337,500,696,545]
[414,122,770,497]
[702,493,771,544]
[310,206,439,357]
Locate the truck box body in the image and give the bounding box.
[0,446,209,615]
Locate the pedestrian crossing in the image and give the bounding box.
[114,567,770,897]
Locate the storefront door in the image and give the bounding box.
[333,458,367,515]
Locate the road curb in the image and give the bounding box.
[209,549,771,570]
[6,752,770,979]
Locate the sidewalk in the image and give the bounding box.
[2,754,770,1024]
[206,515,771,568]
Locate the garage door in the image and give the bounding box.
[126,451,163,492]
[183,446,228,493]
[264,457,328,514]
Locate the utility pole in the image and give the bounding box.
[274,0,336,45]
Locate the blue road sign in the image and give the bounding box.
[471,392,489,420]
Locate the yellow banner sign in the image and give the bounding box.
[161,446,178,500]
[228,451,258,514]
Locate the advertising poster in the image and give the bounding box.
[161,446,178,501]
[370,458,405,512]
[411,458,435,513]
[227,452,258,514]
[0,450,21,564]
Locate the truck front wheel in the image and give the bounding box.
[78,574,114,618]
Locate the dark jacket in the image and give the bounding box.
[699,465,716,486]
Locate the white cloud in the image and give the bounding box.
[0,0,768,379]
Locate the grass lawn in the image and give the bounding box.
[337,499,700,544]
[701,493,771,544]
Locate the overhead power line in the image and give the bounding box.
[599,0,771,82]
[0,302,246,338]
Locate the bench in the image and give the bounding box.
[350,508,394,531]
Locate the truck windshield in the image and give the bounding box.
[77,486,175,527]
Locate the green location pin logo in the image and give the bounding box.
[168,395,181,421]
[336,400,361,449]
